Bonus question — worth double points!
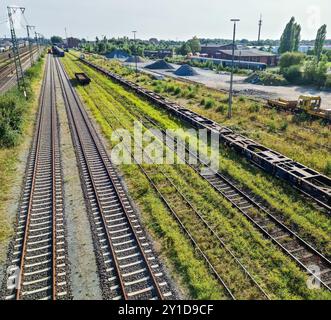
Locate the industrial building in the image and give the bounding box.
[144,49,174,59]
[200,44,277,66]
[216,48,277,66]
[200,44,235,57]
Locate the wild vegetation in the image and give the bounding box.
[79,53,331,177]
[0,55,45,256]
[62,53,331,299]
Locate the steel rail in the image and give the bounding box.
[15,57,48,300]
[121,100,331,292]
[78,57,330,212]
[77,81,270,300]
[54,56,165,300]
[76,56,331,291]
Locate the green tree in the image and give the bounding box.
[314,24,327,61]
[187,36,201,54]
[293,23,301,51]
[279,17,301,53]
[179,42,192,55]
[50,36,63,44]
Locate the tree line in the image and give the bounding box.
[277,17,330,88]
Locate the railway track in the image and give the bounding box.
[0,48,39,93]
[78,86,272,299]
[69,56,331,294]
[119,99,331,293]
[3,56,70,300]
[54,56,173,300]
[79,57,331,212]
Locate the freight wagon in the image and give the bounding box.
[52,45,65,57]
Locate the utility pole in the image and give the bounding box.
[228,19,240,119]
[258,14,262,45]
[26,25,35,67]
[132,30,138,74]
[65,27,68,48]
[35,31,40,57]
[7,6,27,97]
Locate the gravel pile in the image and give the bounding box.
[105,50,129,59]
[145,59,174,70]
[174,64,199,76]
[125,56,146,63]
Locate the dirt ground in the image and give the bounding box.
[125,60,331,110]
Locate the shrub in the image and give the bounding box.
[279,52,305,69]
[165,84,175,93]
[249,103,261,113]
[257,71,288,86]
[238,96,246,102]
[216,104,227,114]
[280,121,288,131]
[174,87,181,95]
[187,92,196,99]
[282,65,302,83]
[200,98,206,106]
[267,121,277,133]
[205,99,215,109]
[0,92,25,147]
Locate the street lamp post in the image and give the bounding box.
[132,30,138,74]
[228,19,240,119]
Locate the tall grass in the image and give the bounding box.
[62,54,331,300]
[0,57,44,147]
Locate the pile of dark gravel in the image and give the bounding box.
[105,50,130,59]
[145,59,174,70]
[174,64,199,76]
[125,56,146,63]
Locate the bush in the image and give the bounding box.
[205,99,215,109]
[0,92,25,147]
[249,103,261,113]
[280,121,288,131]
[174,87,181,95]
[165,84,175,93]
[325,75,331,88]
[279,52,305,69]
[303,56,328,87]
[216,104,227,114]
[257,71,288,86]
[282,65,302,83]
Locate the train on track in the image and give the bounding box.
[79,57,331,210]
[52,45,65,57]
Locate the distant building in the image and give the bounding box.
[200,44,236,57]
[144,49,174,59]
[216,48,277,66]
[67,37,80,48]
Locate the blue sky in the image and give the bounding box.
[0,0,330,40]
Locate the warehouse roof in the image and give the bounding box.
[219,49,276,57]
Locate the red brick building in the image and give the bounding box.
[200,44,235,57]
[216,48,277,66]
